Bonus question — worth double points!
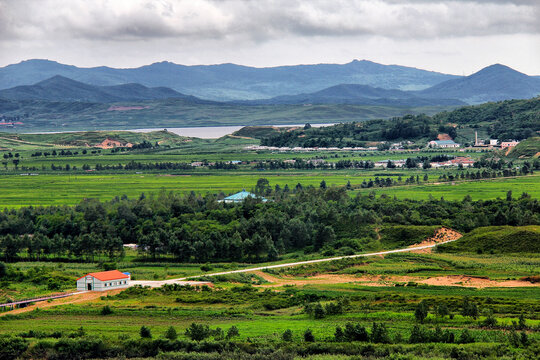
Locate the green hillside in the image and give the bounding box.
[0,97,458,133]
[437,225,540,254]
[433,97,540,141]
[506,137,540,159]
[232,126,294,139]
[260,97,540,147]
[0,130,190,150]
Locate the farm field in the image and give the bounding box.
[352,174,540,200]
[0,172,537,207]
[0,129,538,359]
[1,251,539,359]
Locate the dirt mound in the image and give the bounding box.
[409,227,462,253]
[437,133,452,140]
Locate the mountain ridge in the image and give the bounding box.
[0,59,459,101]
[0,75,192,103]
[417,64,540,104]
[238,83,466,107]
[231,63,540,106]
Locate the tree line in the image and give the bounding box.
[0,185,538,263]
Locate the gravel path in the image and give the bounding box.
[130,238,458,287]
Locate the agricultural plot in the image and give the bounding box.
[0,129,538,359]
[0,172,537,207]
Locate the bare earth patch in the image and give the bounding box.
[255,270,539,289]
[253,224,537,289]
[0,289,123,317]
[409,227,463,254]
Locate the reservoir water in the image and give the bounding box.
[27,123,333,139]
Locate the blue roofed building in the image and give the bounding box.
[219,189,268,203]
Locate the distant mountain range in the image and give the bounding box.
[241,84,466,107]
[0,75,192,103]
[245,64,540,106]
[0,60,538,107]
[417,64,540,104]
[0,59,458,101]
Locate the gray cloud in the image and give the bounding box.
[0,0,538,43]
[0,0,538,75]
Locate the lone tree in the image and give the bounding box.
[436,303,450,319]
[282,329,293,342]
[100,305,113,316]
[226,325,239,339]
[461,297,479,319]
[185,323,211,341]
[140,326,152,339]
[415,300,429,323]
[303,329,315,342]
[165,326,177,340]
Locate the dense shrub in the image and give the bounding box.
[140,326,152,339]
[303,329,315,342]
[0,336,28,360]
[101,305,113,316]
[185,323,211,341]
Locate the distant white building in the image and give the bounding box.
[428,140,460,148]
[76,270,130,291]
[489,139,498,146]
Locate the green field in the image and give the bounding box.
[0,172,537,207]
[0,129,538,359]
[1,251,539,359]
[353,174,540,200]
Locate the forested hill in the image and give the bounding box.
[0,189,538,263]
[260,97,540,147]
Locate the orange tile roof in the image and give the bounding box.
[77,270,129,281]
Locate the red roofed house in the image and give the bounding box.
[76,270,130,291]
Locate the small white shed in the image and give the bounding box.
[76,270,130,291]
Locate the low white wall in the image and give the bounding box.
[76,277,130,291]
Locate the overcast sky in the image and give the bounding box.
[0,0,538,75]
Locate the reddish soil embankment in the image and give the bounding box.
[0,289,123,317]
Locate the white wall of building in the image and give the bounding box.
[76,275,130,291]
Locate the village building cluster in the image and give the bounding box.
[374,156,475,168]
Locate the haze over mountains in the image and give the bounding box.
[417,64,540,104]
[0,59,458,101]
[243,84,466,107]
[0,75,193,103]
[0,60,539,107]
[0,60,540,114]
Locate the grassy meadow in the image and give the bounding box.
[0,172,537,207]
[0,130,538,359]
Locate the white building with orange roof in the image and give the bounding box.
[76,270,131,291]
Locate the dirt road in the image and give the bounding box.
[132,238,459,287]
[0,290,123,317]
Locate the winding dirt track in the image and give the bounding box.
[3,230,537,316]
[136,237,460,286]
[0,290,123,317]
